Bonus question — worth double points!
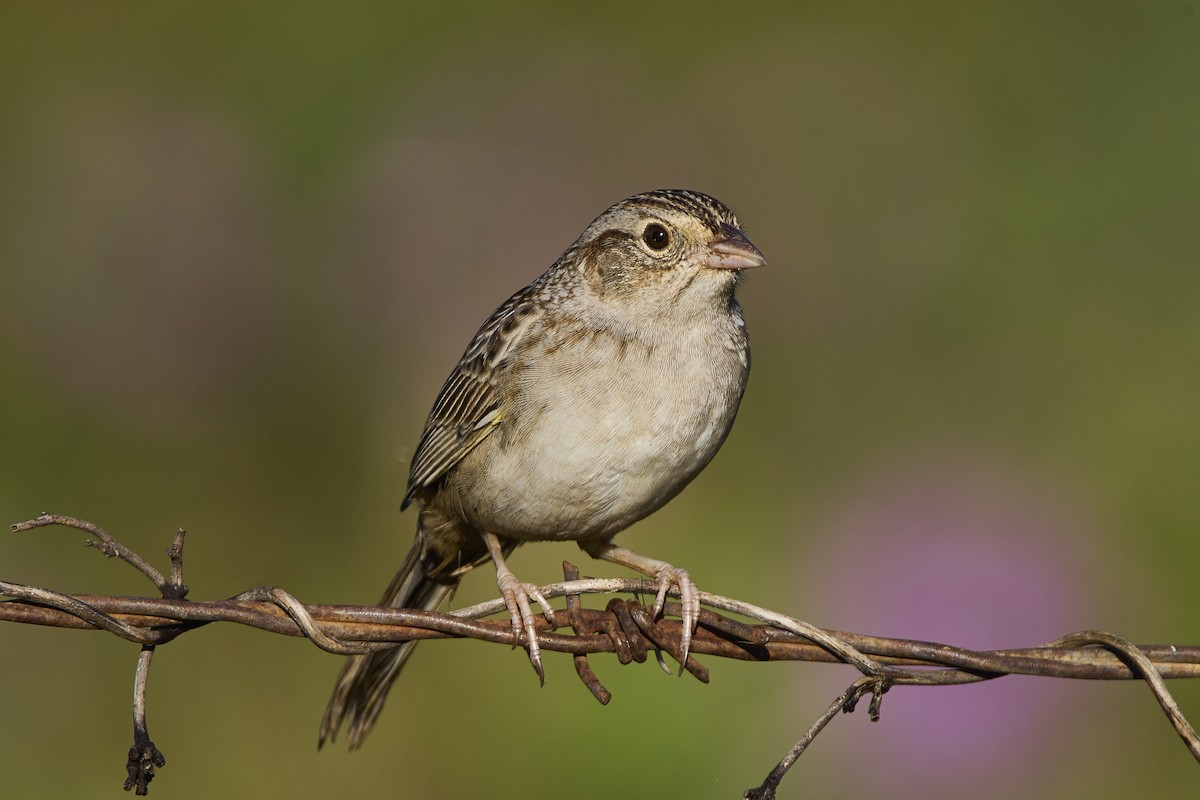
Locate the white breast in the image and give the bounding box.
[457,310,748,541]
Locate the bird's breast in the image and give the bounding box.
[446,314,748,540]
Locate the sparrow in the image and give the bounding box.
[320,189,765,748]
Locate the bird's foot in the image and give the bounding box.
[650,564,699,674]
[495,564,556,684]
[582,541,702,674]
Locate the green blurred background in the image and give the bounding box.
[2,3,1198,797]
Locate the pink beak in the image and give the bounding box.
[704,224,767,271]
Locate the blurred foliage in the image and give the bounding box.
[1,2,1197,798]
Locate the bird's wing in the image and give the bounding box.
[402,282,544,508]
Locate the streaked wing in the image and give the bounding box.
[402,280,545,508]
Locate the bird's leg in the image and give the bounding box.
[580,540,699,672]
[482,530,555,684]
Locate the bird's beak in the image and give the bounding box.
[704,223,767,271]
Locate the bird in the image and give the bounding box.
[320,188,765,748]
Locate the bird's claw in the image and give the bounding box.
[495,567,555,684]
[651,565,699,674]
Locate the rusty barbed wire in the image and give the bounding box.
[5,513,1199,797]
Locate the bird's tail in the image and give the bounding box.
[319,513,491,749]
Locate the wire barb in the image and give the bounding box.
[125,645,165,796]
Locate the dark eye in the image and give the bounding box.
[642,223,670,251]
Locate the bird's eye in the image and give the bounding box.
[642,223,670,251]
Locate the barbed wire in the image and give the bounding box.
[5,513,1199,797]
